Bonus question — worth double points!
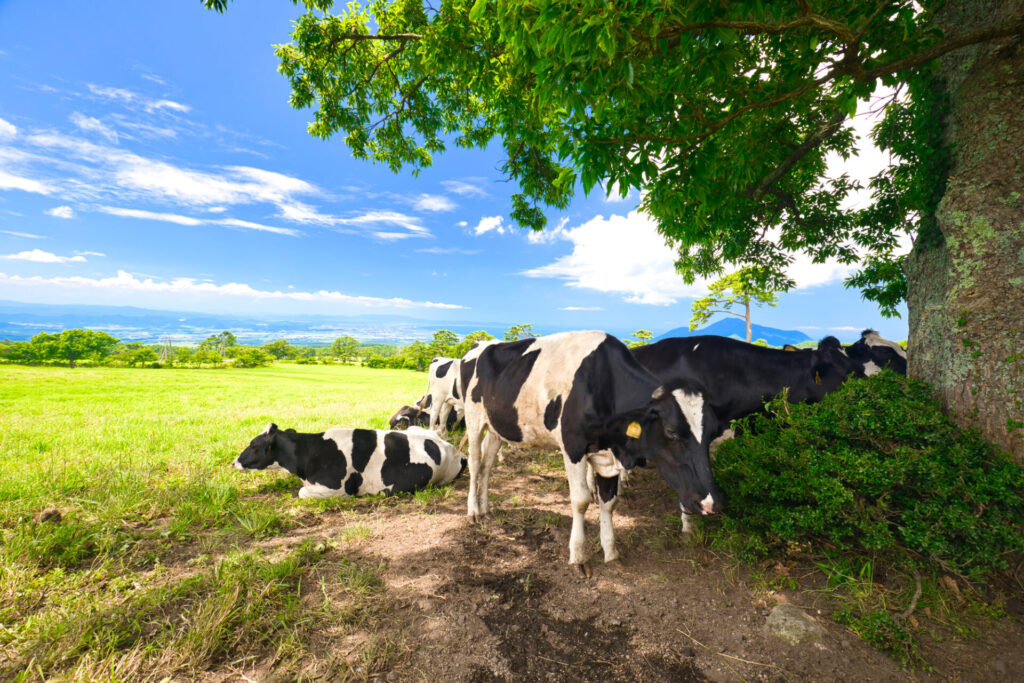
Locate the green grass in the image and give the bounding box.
[0,363,424,680]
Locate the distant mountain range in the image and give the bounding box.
[655,318,812,347]
[0,301,513,345]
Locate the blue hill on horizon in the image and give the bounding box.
[654,318,813,347]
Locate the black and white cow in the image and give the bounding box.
[389,394,464,431]
[234,423,465,498]
[845,329,907,376]
[460,330,723,575]
[425,357,464,432]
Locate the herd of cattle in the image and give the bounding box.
[234,329,907,574]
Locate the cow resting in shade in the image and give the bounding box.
[234,423,465,498]
[389,394,464,431]
[460,330,723,576]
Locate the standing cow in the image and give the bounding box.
[460,331,723,576]
[425,357,463,432]
[845,329,907,375]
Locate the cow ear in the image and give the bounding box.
[783,344,799,352]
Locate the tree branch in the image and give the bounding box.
[335,32,423,42]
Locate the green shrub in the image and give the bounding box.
[713,371,1024,581]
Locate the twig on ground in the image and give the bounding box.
[897,570,922,620]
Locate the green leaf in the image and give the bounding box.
[469,0,486,23]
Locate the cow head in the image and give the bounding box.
[233,423,294,472]
[845,329,907,376]
[807,336,855,394]
[389,405,426,430]
[605,383,723,517]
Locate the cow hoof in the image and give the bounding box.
[606,556,626,568]
[574,562,593,579]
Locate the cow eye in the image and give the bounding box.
[665,427,681,440]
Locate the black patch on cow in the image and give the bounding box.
[423,438,442,465]
[349,429,377,472]
[544,395,562,431]
[451,376,460,400]
[474,338,540,443]
[595,473,619,503]
[381,431,434,493]
[435,360,453,378]
[344,472,363,495]
[422,394,433,408]
[291,432,349,490]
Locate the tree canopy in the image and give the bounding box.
[205,0,1021,313]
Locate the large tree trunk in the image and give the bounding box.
[906,0,1024,461]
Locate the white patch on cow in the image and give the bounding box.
[709,428,735,458]
[299,482,342,498]
[510,330,607,448]
[587,449,623,479]
[862,360,881,376]
[260,423,274,435]
[863,331,907,359]
[700,493,715,515]
[671,388,704,439]
[233,458,244,470]
[264,463,285,472]
[680,504,693,534]
[692,343,700,351]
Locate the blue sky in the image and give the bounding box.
[0,1,909,343]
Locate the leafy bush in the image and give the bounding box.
[713,371,1024,581]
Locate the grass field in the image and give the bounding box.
[0,363,427,681]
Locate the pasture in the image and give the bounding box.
[1,364,1020,681]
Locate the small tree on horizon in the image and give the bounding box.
[627,329,654,348]
[504,324,538,341]
[689,268,785,343]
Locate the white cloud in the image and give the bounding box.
[1,248,86,263]
[76,251,106,257]
[87,84,191,114]
[527,216,569,244]
[0,116,16,138]
[0,170,54,195]
[601,181,639,203]
[441,179,489,198]
[99,205,300,236]
[99,206,202,226]
[334,210,430,238]
[413,193,456,212]
[417,246,482,255]
[0,230,45,239]
[46,206,74,219]
[560,306,603,311]
[523,210,706,305]
[0,270,467,309]
[473,215,506,235]
[457,220,468,227]
[70,112,118,144]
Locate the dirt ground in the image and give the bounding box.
[242,446,1023,682]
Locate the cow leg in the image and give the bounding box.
[299,483,343,499]
[594,473,620,563]
[681,510,695,534]
[436,401,454,434]
[563,454,592,574]
[465,418,487,521]
[476,431,502,515]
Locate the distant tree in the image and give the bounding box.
[401,340,433,371]
[173,347,194,367]
[233,347,271,368]
[451,330,495,358]
[689,267,782,343]
[1,340,37,364]
[627,330,654,348]
[428,329,460,359]
[504,324,538,341]
[263,339,295,360]
[110,342,160,367]
[199,331,238,356]
[752,338,770,348]
[331,336,359,363]
[31,329,119,368]
[192,347,223,368]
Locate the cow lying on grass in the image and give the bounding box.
[389,394,464,431]
[234,423,465,498]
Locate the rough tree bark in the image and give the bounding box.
[906,0,1024,461]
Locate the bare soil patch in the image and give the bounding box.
[227,447,1022,682]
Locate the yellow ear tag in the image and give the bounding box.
[814,371,822,385]
[626,421,642,439]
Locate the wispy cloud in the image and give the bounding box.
[0,230,45,239]
[417,246,482,255]
[560,306,603,311]
[46,206,74,219]
[0,169,55,195]
[0,270,467,309]
[70,112,118,143]
[0,117,16,138]
[1,248,86,263]
[98,205,300,236]
[88,84,191,114]
[527,216,569,244]
[334,210,430,239]
[442,179,489,198]
[412,194,456,212]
